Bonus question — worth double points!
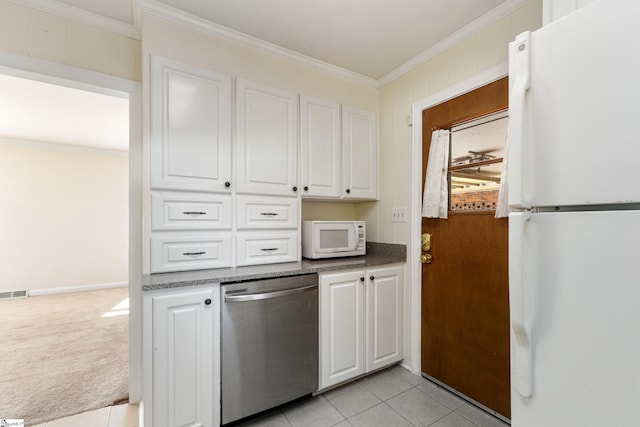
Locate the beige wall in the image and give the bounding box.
[0,0,140,81]
[301,202,358,221]
[0,141,129,293]
[370,0,542,246]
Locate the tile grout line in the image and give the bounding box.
[385,384,457,427]
[381,399,420,427]
[323,382,379,421]
[279,406,293,426]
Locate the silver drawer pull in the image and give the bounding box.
[183,251,206,256]
[260,248,278,252]
[260,212,278,216]
[183,211,207,215]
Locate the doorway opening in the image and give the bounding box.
[0,58,140,424]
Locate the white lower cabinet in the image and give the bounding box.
[319,265,403,389]
[144,284,221,427]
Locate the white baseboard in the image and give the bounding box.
[27,281,128,296]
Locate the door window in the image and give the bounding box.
[448,111,508,211]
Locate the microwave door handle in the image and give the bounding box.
[350,223,359,251]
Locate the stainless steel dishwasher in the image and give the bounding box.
[221,273,318,425]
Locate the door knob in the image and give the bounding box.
[421,254,433,264]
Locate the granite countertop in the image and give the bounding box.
[143,242,406,291]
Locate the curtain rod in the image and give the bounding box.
[432,115,508,134]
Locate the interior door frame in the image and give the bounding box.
[408,62,508,375]
[0,51,143,402]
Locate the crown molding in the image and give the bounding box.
[9,0,140,39]
[137,0,378,88]
[378,0,532,87]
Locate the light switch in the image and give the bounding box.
[391,207,407,223]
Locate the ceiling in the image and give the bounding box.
[148,0,509,79]
[0,0,516,151]
[0,75,129,152]
[52,0,511,79]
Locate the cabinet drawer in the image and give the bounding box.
[151,234,231,273]
[236,197,298,229]
[236,232,298,266]
[151,193,232,231]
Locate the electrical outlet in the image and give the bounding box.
[391,207,407,223]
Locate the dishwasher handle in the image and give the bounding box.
[224,283,317,302]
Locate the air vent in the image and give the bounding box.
[0,289,28,300]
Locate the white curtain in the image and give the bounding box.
[422,129,450,219]
[494,132,510,218]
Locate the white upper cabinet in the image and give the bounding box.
[342,106,378,200]
[150,56,232,193]
[300,95,342,198]
[236,79,298,197]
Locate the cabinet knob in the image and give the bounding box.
[304,186,309,191]
[204,298,212,305]
[346,188,351,194]
[224,181,231,188]
[360,277,365,282]
[370,276,375,281]
[292,186,298,192]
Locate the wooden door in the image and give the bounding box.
[421,78,511,418]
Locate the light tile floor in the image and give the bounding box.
[236,365,509,427]
[29,365,508,427]
[30,403,138,427]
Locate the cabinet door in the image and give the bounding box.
[342,106,378,200]
[236,79,298,197]
[150,56,232,193]
[151,285,220,427]
[300,95,341,198]
[366,266,403,371]
[320,270,366,389]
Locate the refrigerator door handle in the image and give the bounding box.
[509,211,533,398]
[508,31,531,209]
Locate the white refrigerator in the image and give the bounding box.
[507,0,640,425]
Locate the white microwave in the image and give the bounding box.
[302,221,366,259]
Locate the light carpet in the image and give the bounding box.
[0,287,129,426]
